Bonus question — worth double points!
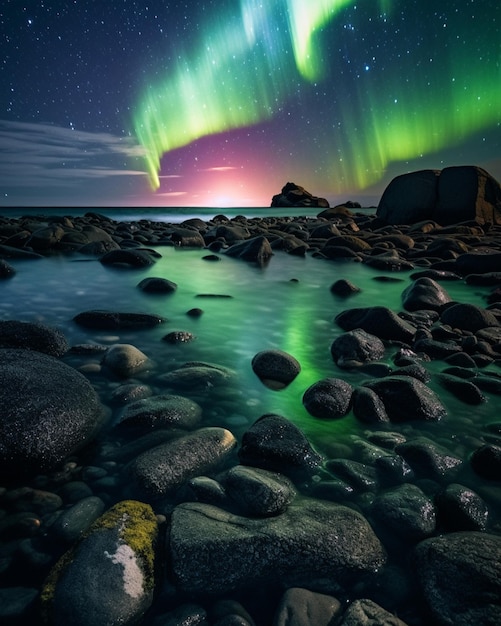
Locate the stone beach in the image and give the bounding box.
[1,170,501,625]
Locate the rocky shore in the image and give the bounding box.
[1,190,501,625]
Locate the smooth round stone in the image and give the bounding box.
[117,394,202,430]
[273,587,342,626]
[137,276,177,293]
[302,378,354,419]
[50,496,106,543]
[102,343,150,377]
[0,320,69,357]
[251,349,301,388]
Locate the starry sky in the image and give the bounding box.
[1,0,500,208]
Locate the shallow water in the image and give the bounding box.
[1,218,500,624]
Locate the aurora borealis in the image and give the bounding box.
[1,1,500,207]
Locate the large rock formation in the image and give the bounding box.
[377,166,501,225]
[271,182,329,208]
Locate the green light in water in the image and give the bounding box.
[133,0,354,189]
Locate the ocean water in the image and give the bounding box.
[1,207,500,623]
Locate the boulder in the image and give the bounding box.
[335,307,416,343]
[238,414,323,479]
[377,169,439,224]
[302,378,354,419]
[415,532,501,626]
[169,498,386,594]
[225,236,273,264]
[395,437,462,480]
[401,277,452,312]
[129,427,237,498]
[377,166,501,225]
[102,343,150,377]
[362,377,447,422]
[116,394,202,431]
[0,349,104,477]
[159,362,235,391]
[251,349,301,388]
[331,329,385,367]
[100,248,157,268]
[337,599,409,626]
[0,320,68,357]
[435,483,488,531]
[271,182,329,208]
[137,277,178,293]
[41,500,158,626]
[440,302,499,332]
[74,310,165,330]
[273,587,342,626]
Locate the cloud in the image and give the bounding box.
[201,166,239,172]
[0,120,147,194]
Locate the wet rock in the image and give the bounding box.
[100,248,157,268]
[437,373,485,404]
[0,349,104,477]
[185,476,228,507]
[370,484,436,542]
[117,394,202,430]
[413,336,461,360]
[470,443,501,480]
[224,466,296,516]
[102,343,150,377]
[159,362,235,390]
[352,387,390,424]
[273,587,342,626]
[435,483,488,531]
[170,498,386,595]
[330,278,361,297]
[225,236,273,264]
[162,331,196,344]
[251,349,301,388]
[302,378,354,419]
[129,427,237,498]
[377,169,439,224]
[362,377,447,422]
[110,383,153,405]
[3,487,62,515]
[74,310,166,330]
[50,496,106,544]
[415,532,501,626]
[0,320,68,357]
[41,500,158,626]
[331,329,385,367]
[137,277,178,293]
[337,598,409,626]
[238,414,323,479]
[395,437,462,481]
[335,307,416,343]
[401,277,452,312]
[440,302,499,332]
[151,603,209,626]
[326,459,378,492]
[169,227,206,247]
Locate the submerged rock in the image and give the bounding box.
[74,310,166,330]
[116,394,202,431]
[41,500,158,626]
[0,320,68,357]
[170,498,386,594]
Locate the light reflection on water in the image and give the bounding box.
[1,245,496,457]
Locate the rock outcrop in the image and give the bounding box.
[377,166,501,225]
[271,182,329,208]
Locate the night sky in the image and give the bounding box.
[1,1,500,208]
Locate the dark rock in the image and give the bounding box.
[224,466,296,516]
[337,598,410,626]
[0,244,43,259]
[129,427,237,498]
[437,373,485,404]
[159,362,235,390]
[151,603,208,626]
[370,484,436,541]
[0,259,16,278]
[185,476,228,507]
[377,169,439,224]
[401,277,452,312]
[0,349,104,477]
[415,532,501,626]
[440,302,499,332]
[330,279,361,297]
[470,444,501,480]
[238,414,323,479]
[74,310,165,330]
[225,236,273,264]
[302,378,354,419]
[251,349,301,388]
[0,320,68,357]
[331,329,385,367]
[170,498,386,594]
[335,307,416,343]
[352,387,390,424]
[326,459,378,492]
[435,483,488,531]
[413,336,461,360]
[395,437,462,480]
[110,383,153,405]
[137,277,178,293]
[100,248,157,268]
[169,227,206,247]
[117,394,202,430]
[162,331,196,344]
[362,377,446,422]
[41,500,158,626]
[271,182,329,208]
[273,587,342,626]
[454,251,501,275]
[50,496,106,544]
